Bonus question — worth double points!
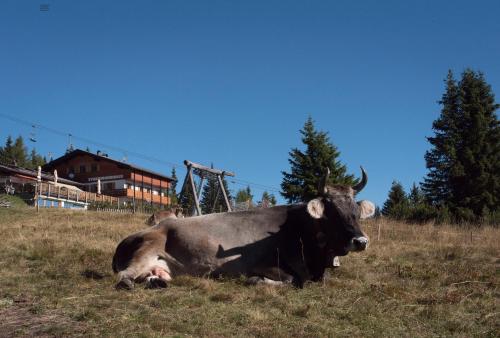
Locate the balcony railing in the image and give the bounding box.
[37,182,119,204]
[95,188,170,205]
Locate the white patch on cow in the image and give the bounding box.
[307,198,324,219]
[262,278,284,286]
[358,200,375,219]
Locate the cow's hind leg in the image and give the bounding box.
[145,276,168,289]
[246,276,285,286]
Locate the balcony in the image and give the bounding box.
[104,188,171,205]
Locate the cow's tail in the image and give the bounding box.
[158,251,184,269]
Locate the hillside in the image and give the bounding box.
[0,208,498,337]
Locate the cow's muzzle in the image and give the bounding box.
[351,236,369,251]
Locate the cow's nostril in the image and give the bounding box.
[352,237,368,250]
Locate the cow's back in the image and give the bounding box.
[156,206,293,275]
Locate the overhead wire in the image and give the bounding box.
[0,112,283,194]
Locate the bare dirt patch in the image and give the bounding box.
[0,296,86,337]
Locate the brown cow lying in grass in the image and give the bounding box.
[113,168,374,289]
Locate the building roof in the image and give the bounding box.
[42,149,176,182]
[0,164,83,186]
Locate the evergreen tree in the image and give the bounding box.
[0,135,45,169]
[169,168,178,205]
[452,70,499,220]
[281,117,356,203]
[178,174,196,216]
[423,69,500,221]
[66,144,75,154]
[28,148,45,169]
[408,183,425,207]
[235,186,253,204]
[422,71,459,206]
[12,136,28,167]
[382,181,410,220]
[200,173,231,214]
[0,136,14,165]
[260,191,277,207]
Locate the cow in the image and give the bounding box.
[112,167,375,289]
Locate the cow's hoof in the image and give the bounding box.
[145,277,168,289]
[115,279,134,290]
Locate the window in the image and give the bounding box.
[91,163,98,172]
[104,183,114,191]
[80,165,86,173]
[69,166,75,174]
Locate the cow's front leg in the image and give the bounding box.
[246,276,286,286]
[247,266,294,286]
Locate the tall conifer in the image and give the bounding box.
[422,71,459,205]
[281,117,356,203]
[423,69,499,221]
[382,181,409,219]
[200,173,231,214]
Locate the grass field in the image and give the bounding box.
[0,206,498,337]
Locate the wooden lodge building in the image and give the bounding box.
[43,149,176,208]
[0,163,119,209]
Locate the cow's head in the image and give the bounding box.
[306,167,375,256]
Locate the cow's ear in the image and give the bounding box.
[357,200,375,219]
[307,198,325,219]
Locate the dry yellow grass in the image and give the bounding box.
[0,207,498,337]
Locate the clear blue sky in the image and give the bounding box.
[1,0,499,207]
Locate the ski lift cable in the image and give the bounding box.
[0,112,283,193]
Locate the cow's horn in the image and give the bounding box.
[352,166,367,194]
[319,167,330,195]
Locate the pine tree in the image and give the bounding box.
[0,136,14,165]
[281,117,356,203]
[200,173,231,214]
[422,70,459,206]
[260,191,277,207]
[236,186,253,204]
[169,167,178,205]
[66,144,75,154]
[28,148,45,169]
[423,69,499,221]
[382,181,409,220]
[408,183,425,207]
[12,136,28,167]
[178,174,197,216]
[451,70,499,220]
